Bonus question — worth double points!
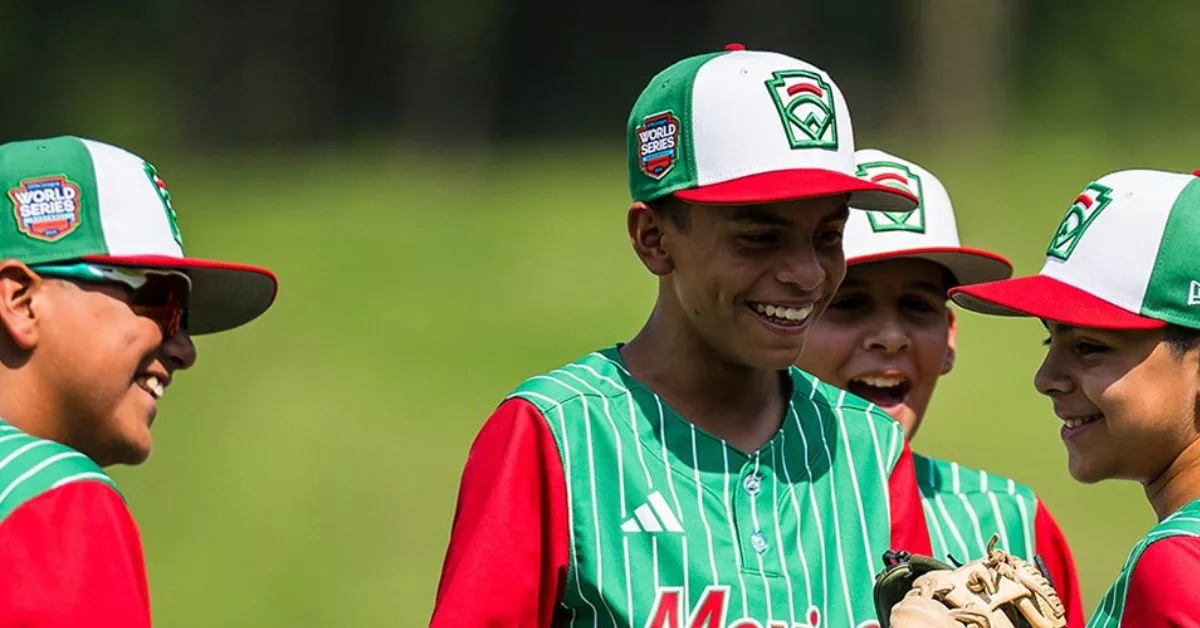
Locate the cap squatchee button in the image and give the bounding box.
[724,43,746,51]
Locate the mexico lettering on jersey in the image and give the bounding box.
[508,346,907,628]
[1087,499,1200,627]
[913,453,1036,564]
[0,420,118,522]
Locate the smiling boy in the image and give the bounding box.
[431,46,934,627]
[797,149,1084,626]
[950,167,1200,625]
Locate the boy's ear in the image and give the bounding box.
[628,202,674,276]
[0,261,43,352]
[942,308,958,375]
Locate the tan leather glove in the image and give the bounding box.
[874,534,1067,628]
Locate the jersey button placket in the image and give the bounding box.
[734,455,772,571]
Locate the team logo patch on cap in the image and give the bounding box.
[145,161,183,247]
[1047,182,1113,260]
[636,111,680,180]
[765,70,839,150]
[856,161,925,233]
[8,175,82,242]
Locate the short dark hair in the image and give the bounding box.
[1163,323,1200,359]
[646,195,691,231]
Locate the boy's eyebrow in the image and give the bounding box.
[838,278,946,293]
[910,280,946,295]
[823,205,851,224]
[731,207,793,227]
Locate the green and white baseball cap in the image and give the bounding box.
[844,148,1012,285]
[0,135,277,335]
[626,43,918,212]
[950,169,1200,329]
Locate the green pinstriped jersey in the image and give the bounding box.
[509,345,908,628]
[913,454,1038,565]
[1086,498,1200,627]
[0,420,118,523]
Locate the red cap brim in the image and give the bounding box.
[673,168,918,212]
[948,275,1165,330]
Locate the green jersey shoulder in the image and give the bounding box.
[913,452,1039,564]
[0,420,119,523]
[1087,498,1200,628]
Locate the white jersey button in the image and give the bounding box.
[751,531,769,554]
[743,473,762,495]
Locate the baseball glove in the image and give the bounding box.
[872,534,1067,628]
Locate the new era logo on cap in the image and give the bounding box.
[1188,280,1200,306]
[951,169,1200,330]
[625,45,918,213]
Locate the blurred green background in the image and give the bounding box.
[5,0,1200,625]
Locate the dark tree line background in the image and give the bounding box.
[1,0,1197,152]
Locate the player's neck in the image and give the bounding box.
[1145,436,1200,522]
[0,369,68,446]
[620,305,788,453]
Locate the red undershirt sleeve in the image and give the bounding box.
[430,397,571,628]
[1121,535,1200,626]
[888,440,933,556]
[0,481,151,627]
[1033,500,1085,627]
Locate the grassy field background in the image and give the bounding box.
[106,132,1200,626]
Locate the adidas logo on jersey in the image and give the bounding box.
[621,491,683,533]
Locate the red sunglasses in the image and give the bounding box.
[34,264,192,337]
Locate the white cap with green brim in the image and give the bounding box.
[626,44,918,212]
[950,169,1200,330]
[0,135,277,335]
[844,148,1013,286]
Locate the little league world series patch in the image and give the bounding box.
[8,175,82,242]
[637,111,680,180]
[855,161,926,233]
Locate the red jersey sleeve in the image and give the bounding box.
[430,397,571,628]
[1033,500,1085,628]
[888,440,933,556]
[0,480,151,627]
[1121,535,1200,626]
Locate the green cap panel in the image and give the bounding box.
[0,136,108,264]
[626,51,726,202]
[1142,178,1200,328]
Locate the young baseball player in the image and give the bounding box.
[431,44,935,628]
[795,149,1085,626]
[949,167,1200,626]
[0,135,277,625]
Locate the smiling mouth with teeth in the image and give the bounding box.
[136,375,166,400]
[847,374,911,408]
[749,302,815,327]
[1062,414,1103,430]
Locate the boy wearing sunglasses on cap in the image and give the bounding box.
[0,135,277,625]
[796,149,1084,626]
[950,168,1200,626]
